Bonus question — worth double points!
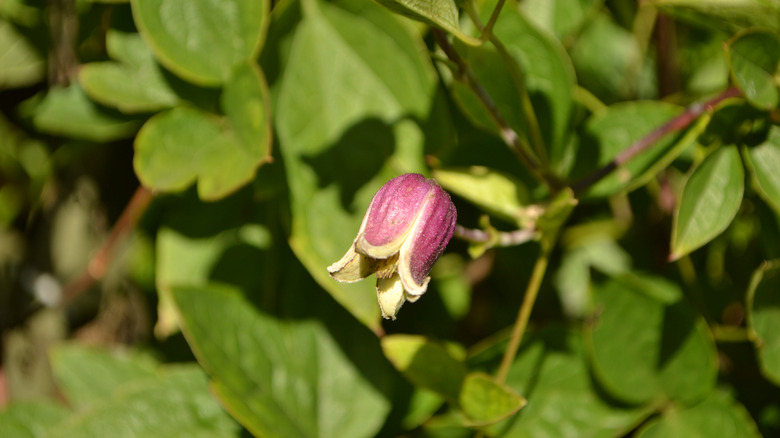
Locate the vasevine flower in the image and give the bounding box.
[327,173,457,320]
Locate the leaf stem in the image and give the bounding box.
[571,86,742,194]
[495,243,551,383]
[480,0,505,41]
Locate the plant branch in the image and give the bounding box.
[61,186,154,303]
[433,30,554,188]
[571,86,742,194]
[454,224,535,246]
[480,0,506,42]
[495,243,551,383]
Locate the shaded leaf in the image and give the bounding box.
[497,326,652,437]
[747,260,780,385]
[459,373,525,427]
[586,273,717,405]
[131,0,268,85]
[572,101,682,198]
[670,146,744,260]
[744,126,780,215]
[726,30,780,110]
[374,0,480,45]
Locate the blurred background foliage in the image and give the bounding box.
[1,0,780,436]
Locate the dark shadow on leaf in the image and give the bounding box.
[658,301,697,370]
[303,118,395,212]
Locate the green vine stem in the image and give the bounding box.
[495,242,551,383]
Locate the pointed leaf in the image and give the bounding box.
[497,326,652,437]
[375,0,481,45]
[726,30,780,110]
[747,260,780,385]
[744,126,780,216]
[131,0,268,85]
[459,373,525,426]
[671,146,744,260]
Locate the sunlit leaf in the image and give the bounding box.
[670,146,744,261]
[648,0,780,32]
[131,0,268,85]
[726,30,780,110]
[0,19,44,89]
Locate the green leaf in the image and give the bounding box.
[744,126,780,215]
[433,166,529,226]
[520,0,604,39]
[374,0,481,45]
[0,19,44,89]
[48,365,241,438]
[134,63,271,200]
[381,335,524,426]
[49,344,158,409]
[459,373,525,427]
[569,13,655,102]
[276,0,435,330]
[170,283,392,438]
[19,85,142,142]
[670,146,744,260]
[131,0,268,85]
[747,260,780,385]
[382,335,467,403]
[726,30,780,110]
[648,0,780,32]
[79,31,181,113]
[586,273,717,405]
[0,401,69,438]
[494,326,652,437]
[572,101,683,198]
[636,389,761,438]
[453,4,576,170]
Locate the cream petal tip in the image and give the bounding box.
[377,275,406,320]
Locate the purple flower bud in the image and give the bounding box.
[328,174,457,319]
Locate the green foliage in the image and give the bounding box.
[2,0,780,437]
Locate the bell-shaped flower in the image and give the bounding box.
[327,173,457,320]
